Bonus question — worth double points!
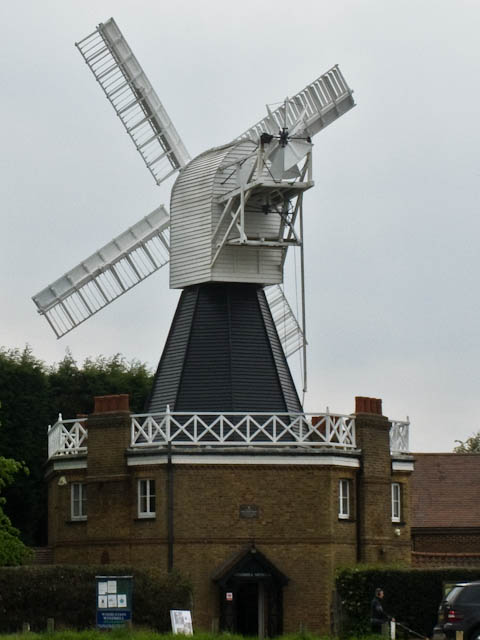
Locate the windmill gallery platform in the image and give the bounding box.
[46,394,413,635]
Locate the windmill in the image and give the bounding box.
[32,18,355,413]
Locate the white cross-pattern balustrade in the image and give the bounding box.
[48,416,88,458]
[47,413,411,458]
[130,411,356,449]
[390,420,410,454]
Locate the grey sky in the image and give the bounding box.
[1,0,479,451]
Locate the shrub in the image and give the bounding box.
[336,566,480,637]
[0,565,191,633]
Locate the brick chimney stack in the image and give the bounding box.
[355,396,382,415]
[85,394,132,558]
[354,395,393,563]
[93,394,130,414]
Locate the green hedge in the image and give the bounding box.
[0,566,191,633]
[336,566,480,637]
[0,633,336,640]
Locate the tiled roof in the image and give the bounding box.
[411,453,480,528]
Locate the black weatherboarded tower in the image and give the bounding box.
[147,283,302,413]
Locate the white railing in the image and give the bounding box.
[48,415,88,458]
[390,420,410,454]
[46,412,410,457]
[130,411,356,449]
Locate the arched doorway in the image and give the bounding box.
[213,546,289,638]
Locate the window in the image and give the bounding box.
[457,584,480,604]
[391,482,401,522]
[71,482,87,520]
[138,479,156,518]
[338,479,351,519]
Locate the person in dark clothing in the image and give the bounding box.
[371,587,394,634]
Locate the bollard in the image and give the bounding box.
[22,622,30,633]
[47,618,55,632]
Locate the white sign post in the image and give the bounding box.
[170,610,193,635]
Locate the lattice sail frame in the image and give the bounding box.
[236,64,354,143]
[265,285,306,358]
[75,18,190,186]
[32,207,170,338]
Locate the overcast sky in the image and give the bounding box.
[1,0,479,452]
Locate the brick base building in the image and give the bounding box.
[46,395,413,635]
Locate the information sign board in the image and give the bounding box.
[170,610,193,634]
[96,575,133,629]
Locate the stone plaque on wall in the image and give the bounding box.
[239,504,259,519]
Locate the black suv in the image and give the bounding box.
[434,582,480,640]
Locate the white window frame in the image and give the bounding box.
[71,482,87,521]
[138,478,156,518]
[391,482,401,522]
[338,479,351,519]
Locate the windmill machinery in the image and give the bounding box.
[32,18,355,413]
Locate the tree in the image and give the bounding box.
[0,347,50,546]
[0,401,33,565]
[48,351,153,418]
[454,432,480,453]
[0,347,154,546]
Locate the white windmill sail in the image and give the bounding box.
[32,207,170,338]
[265,285,306,357]
[235,65,354,144]
[75,18,190,186]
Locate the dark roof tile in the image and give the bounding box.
[411,453,480,528]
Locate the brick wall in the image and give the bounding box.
[169,464,358,632]
[413,531,480,553]
[412,552,480,568]
[46,395,412,633]
[48,456,360,631]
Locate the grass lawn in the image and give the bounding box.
[0,632,349,640]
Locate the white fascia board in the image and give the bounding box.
[392,460,415,472]
[127,452,360,467]
[52,459,88,471]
